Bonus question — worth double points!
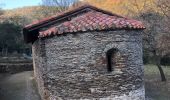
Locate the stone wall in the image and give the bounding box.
[32,30,145,100]
[32,39,51,100]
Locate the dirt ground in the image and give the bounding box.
[0,65,170,100]
[0,71,41,100]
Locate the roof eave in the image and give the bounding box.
[23,28,39,43]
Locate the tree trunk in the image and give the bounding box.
[154,53,166,81]
[3,48,8,57]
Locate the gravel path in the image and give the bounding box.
[0,71,41,100]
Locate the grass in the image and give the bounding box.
[145,65,170,100]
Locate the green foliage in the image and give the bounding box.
[0,6,35,55]
[161,56,170,66]
[0,15,31,55]
[0,0,169,60]
[0,21,22,51]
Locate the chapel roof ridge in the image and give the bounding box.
[23,4,145,43]
[24,4,129,29]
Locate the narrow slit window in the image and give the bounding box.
[106,48,118,72]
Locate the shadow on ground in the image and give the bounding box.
[145,65,170,100]
[0,71,41,100]
[0,65,170,100]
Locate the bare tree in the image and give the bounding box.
[123,0,156,17]
[34,0,82,20]
[157,0,170,19]
[140,11,170,81]
[123,0,170,81]
[42,0,79,12]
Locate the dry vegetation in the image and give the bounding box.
[3,6,41,17]
[84,0,157,16]
[0,0,169,99]
[0,6,44,23]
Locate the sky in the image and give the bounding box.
[0,0,42,9]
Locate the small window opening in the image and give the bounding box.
[106,48,118,72]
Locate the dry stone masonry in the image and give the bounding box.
[23,5,145,100]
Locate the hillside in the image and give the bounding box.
[0,6,43,23]
[3,6,42,18]
[0,0,158,21]
[0,6,64,24]
[0,0,160,25]
[85,0,157,16]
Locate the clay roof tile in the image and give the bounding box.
[24,5,145,43]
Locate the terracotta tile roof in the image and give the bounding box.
[39,11,145,38]
[24,5,124,29]
[23,5,145,43]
